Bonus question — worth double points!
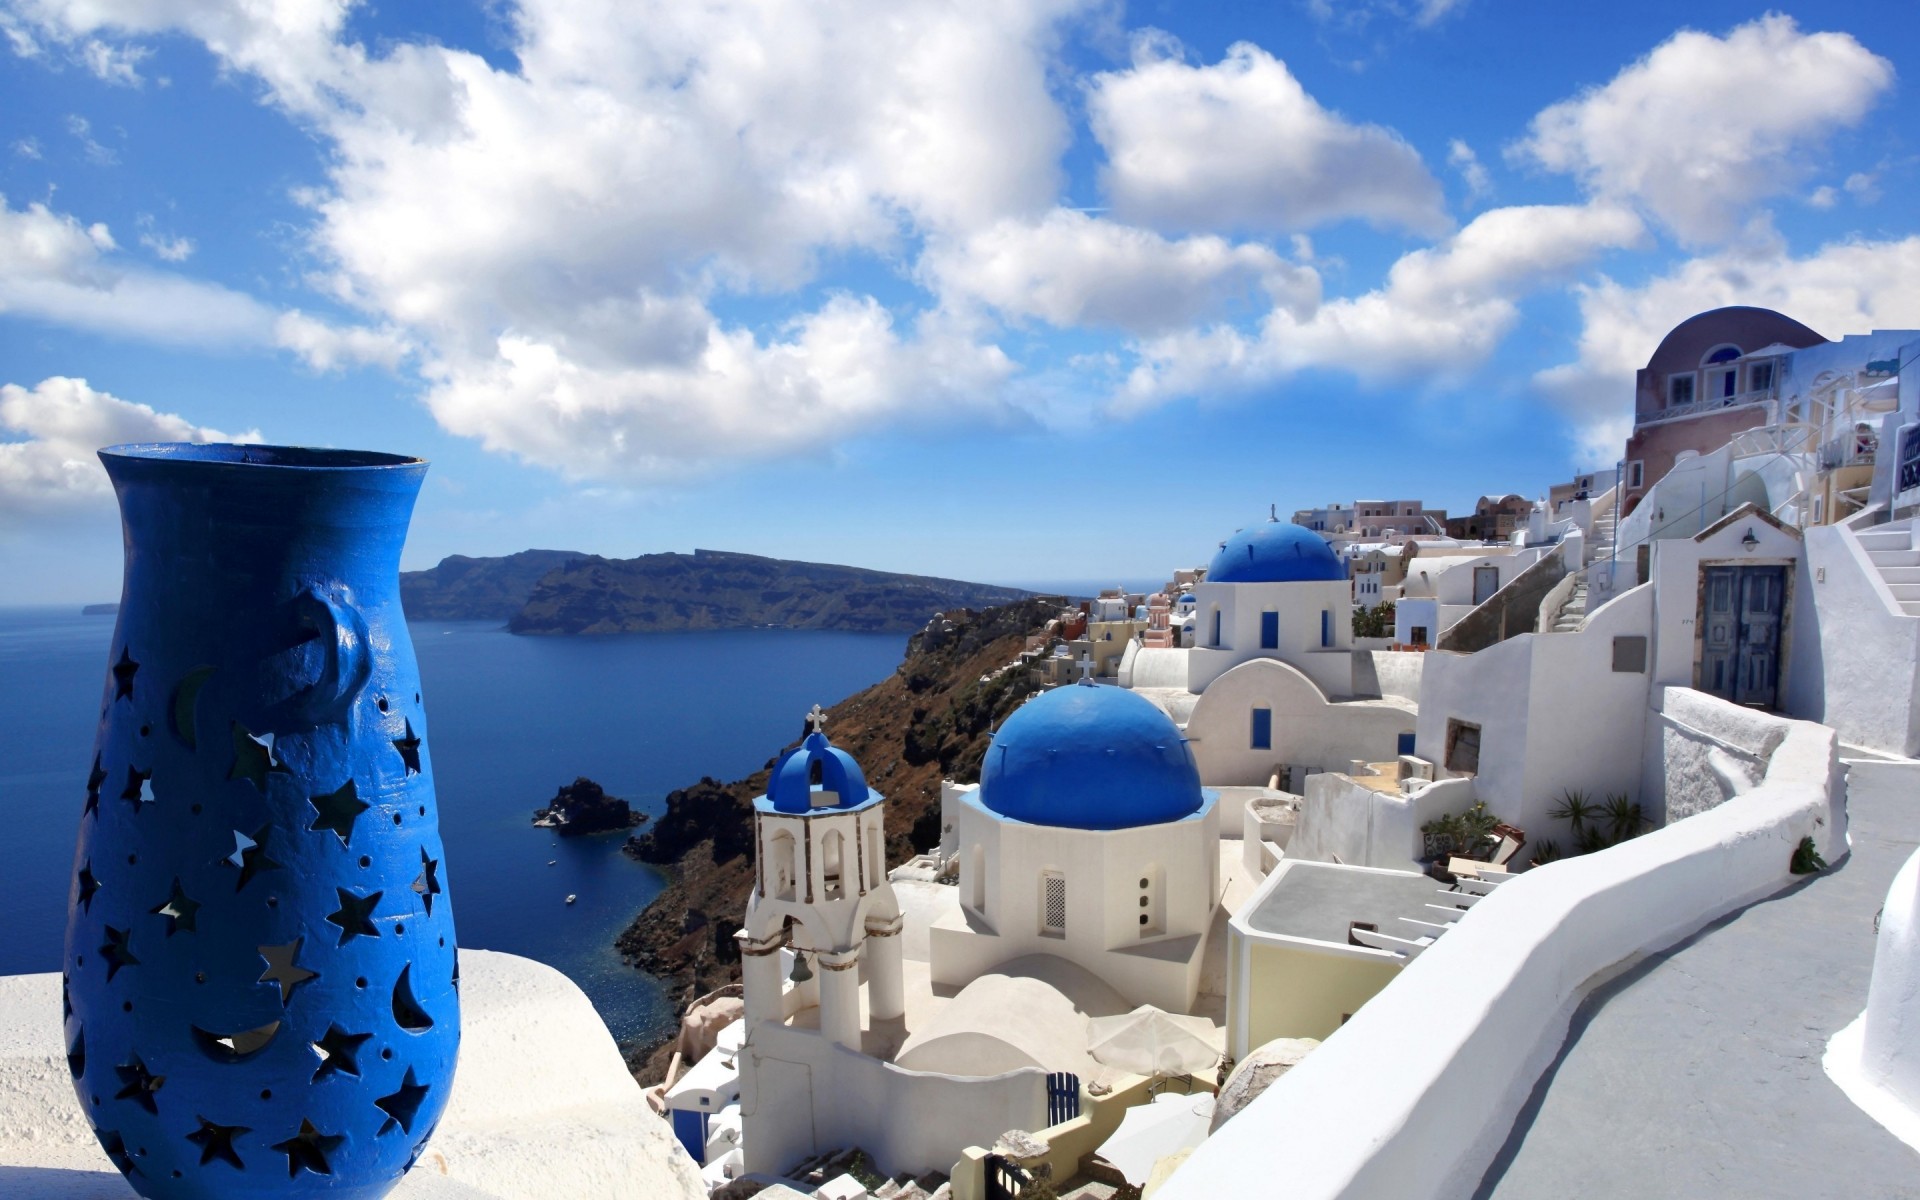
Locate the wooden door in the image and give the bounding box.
[1699,565,1786,708]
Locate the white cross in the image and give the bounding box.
[1076,657,1097,684]
[804,704,828,734]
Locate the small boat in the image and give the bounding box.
[547,860,556,866]
[565,894,578,905]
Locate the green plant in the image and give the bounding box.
[1602,792,1648,844]
[1548,789,1598,830]
[1791,836,1827,875]
[1352,601,1396,639]
[1529,839,1562,867]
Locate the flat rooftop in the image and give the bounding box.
[1244,861,1441,946]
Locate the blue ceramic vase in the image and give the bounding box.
[66,444,458,1199]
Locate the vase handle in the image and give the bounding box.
[293,586,372,723]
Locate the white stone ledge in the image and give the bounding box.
[0,949,704,1200]
[1156,705,1839,1200]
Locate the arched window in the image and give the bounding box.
[769,830,797,902]
[1702,344,1742,364]
[969,844,986,914]
[821,829,845,901]
[1701,345,1743,402]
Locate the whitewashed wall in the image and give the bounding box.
[1289,774,1476,871]
[1183,659,1414,789]
[1187,578,1354,694]
[1647,509,1804,693]
[1788,521,1920,756]
[741,1023,1048,1178]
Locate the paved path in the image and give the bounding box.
[1476,763,1920,1200]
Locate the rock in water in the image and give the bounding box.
[533,776,645,836]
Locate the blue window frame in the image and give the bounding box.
[1320,609,1333,647]
[1251,707,1272,750]
[1211,609,1222,646]
[1260,611,1279,649]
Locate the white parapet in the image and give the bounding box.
[0,949,706,1200]
[1826,843,1920,1152]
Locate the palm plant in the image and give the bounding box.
[1602,792,1647,844]
[1548,788,1599,831]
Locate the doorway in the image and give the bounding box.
[1698,564,1787,708]
[1473,565,1500,605]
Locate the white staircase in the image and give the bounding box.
[1550,578,1589,632]
[1586,508,1618,566]
[1856,520,1920,616]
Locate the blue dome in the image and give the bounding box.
[980,685,1204,831]
[763,732,879,814]
[1207,521,1344,583]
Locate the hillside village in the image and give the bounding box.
[8,305,1920,1200]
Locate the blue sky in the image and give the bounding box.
[2,0,1917,603]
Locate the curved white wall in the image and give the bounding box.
[1157,706,1840,1200]
[1184,659,1413,789]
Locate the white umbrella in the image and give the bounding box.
[1096,1092,1216,1186]
[1086,1005,1221,1077]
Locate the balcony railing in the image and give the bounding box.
[1638,387,1776,426]
[1820,433,1878,471]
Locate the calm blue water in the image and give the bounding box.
[0,608,904,1047]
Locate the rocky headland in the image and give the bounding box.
[615,597,1067,1077]
[399,546,1035,634]
[509,549,1036,635]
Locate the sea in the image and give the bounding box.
[0,607,906,1048]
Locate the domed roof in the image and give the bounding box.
[763,731,880,814]
[979,684,1205,831]
[1207,520,1344,584]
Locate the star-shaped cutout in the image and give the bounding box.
[120,765,153,813]
[187,1116,250,1169]
[111,647,139,701]
[310,1024,372,1082]
[98,1129,139,1177]
[84,753,106,816]
[392,720,422,775]
[113,1054,165,1114]
[99,925,139,981]
[150,878,200,936]
[192,1020,282,1062]
[228,723,290,792]
[67,1030,84,1079]
[308,780,369,846]
[326,888,382,945]
[376,1068,432,1135]
[225,825,282,892]
[271,1119,343,1179]
[76,862,101,913]
[257,939,318,1006]
[412,847,442,916]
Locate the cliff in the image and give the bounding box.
[400,549,587,621]
[509,549,1035,635]
[615,598,1067,1075]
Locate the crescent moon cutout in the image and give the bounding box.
[170,665,216,751]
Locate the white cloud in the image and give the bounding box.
[1304,0,1468,33]
[1514,15,1894,244]
[1087,37,1449,236]
[422,296,1018,480]
[921,209,1319,335]
[0,376,254,519]
[8,0,1103,478]
[1117,202,1644,410]
[13,137,41,160]
[79,37,146,84]
[0,196,406,364]
[1808,186,1838,210]
[1448,138,1492,202]
[137,231,192,261]
[1844,171,1882,204]
[65,113,116,165]
[274,310,410,372]
[1538,228,1920,464]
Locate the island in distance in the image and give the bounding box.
[533,777,648,836]
[400,546,1038,634]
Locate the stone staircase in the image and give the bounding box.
[1856,520,1920,616]
[1586,507,1618,566]
[1550,577,1589,632]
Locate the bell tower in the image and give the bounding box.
[738,707,904,1052]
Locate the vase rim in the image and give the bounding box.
[100,442,426,471]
